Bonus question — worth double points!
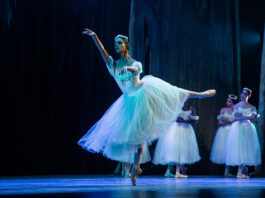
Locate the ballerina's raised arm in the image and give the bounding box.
[82,28,111,65]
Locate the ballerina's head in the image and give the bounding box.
[241,87,252,102]
[114,35,130,55]
[226,94,237,107]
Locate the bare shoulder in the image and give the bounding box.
[233,102,241,109]
[220,107,227,114]
[108,56,116,66]
[249,104,257,112]
[129,58,142,66]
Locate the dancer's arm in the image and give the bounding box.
[234,114,257,122]
[176,108,197,124]
[250,106,259,122]
[120,66,139,74]
[176,118,195,124]
[189,107,198,124]
[82,28,111,64]
[218,118,227,125]
[233,106,258,122]
[218,108,231,125]
[120,62,142,74]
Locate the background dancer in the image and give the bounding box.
[224,88,261,179]
[210,94,237,177]
[153,101,201,178]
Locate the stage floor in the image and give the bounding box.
[0,175,265,197]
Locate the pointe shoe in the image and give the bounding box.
[199,89,216,99]
[131,165,142,186]
[175,173,188,178]
[236,174,250,179]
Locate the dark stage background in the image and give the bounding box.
[0,0,264,176]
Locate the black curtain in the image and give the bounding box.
[130,0,236,174]
[258,23,265,174]
[0,0,264,176]
[0,0,131,176]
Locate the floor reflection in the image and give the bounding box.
[0,176,265,198]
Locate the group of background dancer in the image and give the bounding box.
[78,28,261,186]
[113,89,261,180]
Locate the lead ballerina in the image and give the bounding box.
[78,28,216,185]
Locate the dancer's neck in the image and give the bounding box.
[119,52,130,63]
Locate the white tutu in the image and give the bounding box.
[210,124,231,164]
[224,120,261,166]
[78,73,189,163]
[153,122,201,165]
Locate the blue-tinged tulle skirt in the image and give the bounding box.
[78,75,190,163]
[210,124,231,164]
[224,120,261,166]
[153,122,201,165]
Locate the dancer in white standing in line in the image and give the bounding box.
[224,88,261,179]
[153,101,201,178]
[210,94,237,177]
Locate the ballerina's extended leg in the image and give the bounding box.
[189,89,216,99]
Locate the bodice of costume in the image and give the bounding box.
[176,109,199,128]
[106,56,143,95]
[217,112,234,121]
[178,109,192,120]
[234,107,253,117]
[178,109,199,121]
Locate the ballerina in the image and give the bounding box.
[153,101,201,178]
[224,88,261,179]
[210,94,237,177]
[78,28,216,185]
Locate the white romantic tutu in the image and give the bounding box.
[153,122,201,165]
[224,120,261,166]
[210,124,231,164]
[78,75,190,163]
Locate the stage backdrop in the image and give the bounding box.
[0,0,131,176]
[129,0,236,174]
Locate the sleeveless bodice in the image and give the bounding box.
[178,109,192,120]
[217,112,234,121]
[106,56,143,95]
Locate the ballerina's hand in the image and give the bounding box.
[120,66,128,74]
[223,118,232,123]
[82,28,96,36]
[234,112,242,117]
[191,115,199,121]
[250,114,258,121]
